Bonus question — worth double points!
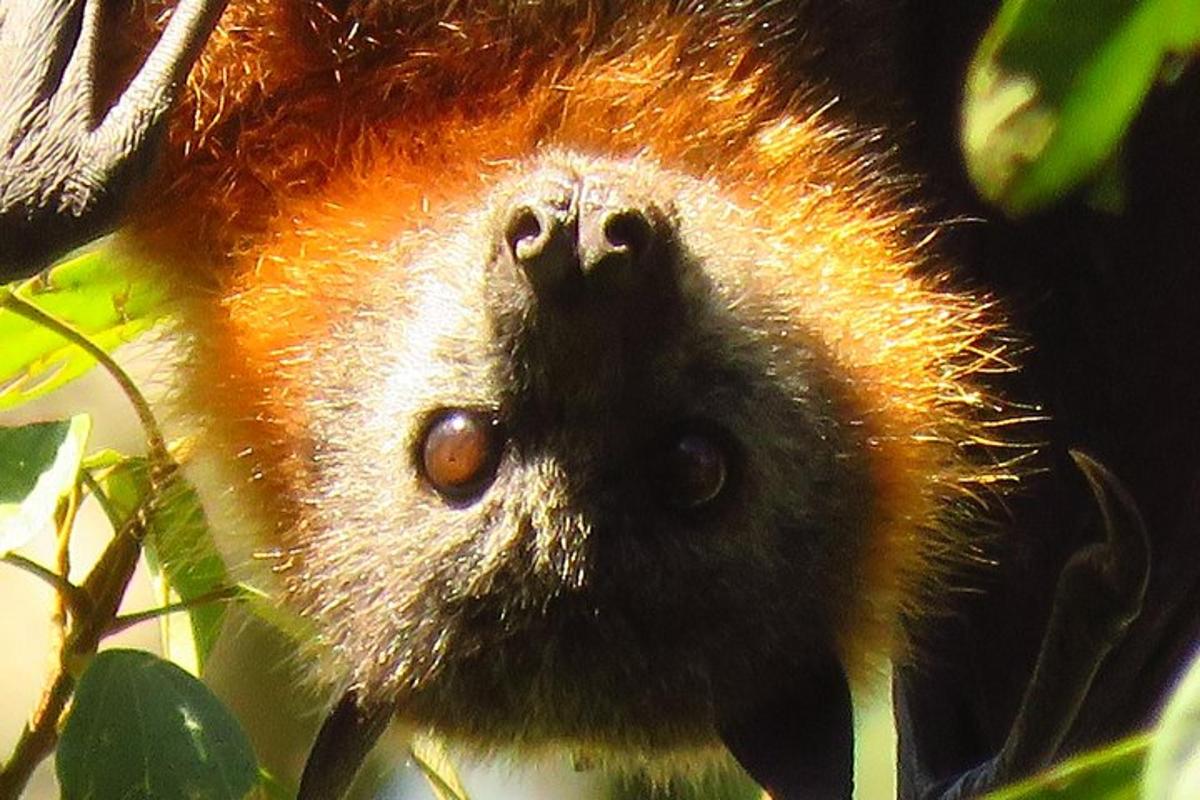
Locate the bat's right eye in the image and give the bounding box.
[419,410,503,501]
[659,429,731,511]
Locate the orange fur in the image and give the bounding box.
[123,0,1018,680]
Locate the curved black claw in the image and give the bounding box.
[898,450,1150,800]
[297,689,393,800]
[1066,450,1151,624]
[718,656,855,800]
[0,0,228,276]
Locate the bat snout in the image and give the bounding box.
[498,163,677,308]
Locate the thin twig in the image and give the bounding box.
[107,585,242,636]
[0,510,151,799]
[0,672,75,799]
[51,483,82,642]
[0,290,181,799]
[81,469,123,530]
[0,553,90,618]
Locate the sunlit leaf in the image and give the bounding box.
[0,415,91,553]
[56,649,258,800]
[0,240,170,411]
[984,734,1150,799]
[411,734,472,800]
[962,0,1200,216]
[1144,647,1200,799]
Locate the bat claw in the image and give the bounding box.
[0,0,228,275]
[901,451,1153,800]
[1066,449,1151,629]
[297,689,392,800]
[986,451,1150,786]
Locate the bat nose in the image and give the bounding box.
[502,176,664,302]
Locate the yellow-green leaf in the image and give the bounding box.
[0,240,169,411]
[95,457,228,673]
[410,734,472,800]
[984,734,1151,800]
[1145,648,1200,798]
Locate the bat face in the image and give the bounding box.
[127,0,1014,774]
[288,151,875,751]
[12,1,1159,796]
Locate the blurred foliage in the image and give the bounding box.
[984,735,1149,800]
[962,0,1200,216]
[0,410,259,797]
[92,452,231,675]
[1145,647,1200,799]
[0,242,260,796]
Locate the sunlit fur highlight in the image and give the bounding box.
[121,0,1019,705]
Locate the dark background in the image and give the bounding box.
[885,1,1200,788]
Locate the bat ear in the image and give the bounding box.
[717,655,855,800]
[297,689,393,800]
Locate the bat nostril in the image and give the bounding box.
[579,205,662,294]
[505,202,579,297]
[602,209,652,258]
[505,205,546,263]
[498,168,675,307]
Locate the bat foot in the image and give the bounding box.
[0,0,227,277]
[903,451,1150,800]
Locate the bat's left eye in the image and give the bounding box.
[420,410,502,500]
[660,431,729,510]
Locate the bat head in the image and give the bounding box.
[292,151,874,754]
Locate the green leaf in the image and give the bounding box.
[56,649,258,800]
[95,457,228,674]
[962,0,1200,216]
[0,415,91,553]
[410,734,472,800]
[1144,647,1200,798]
[0,240,170,411]
[984,734,1151,799]
[1163,0,1200,49]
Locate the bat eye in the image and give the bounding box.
[420,410,502,500]
[661,431,728,510]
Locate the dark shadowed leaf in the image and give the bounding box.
[56,649,257,800]
[962,0,1200,216]
[0,415,90,553]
